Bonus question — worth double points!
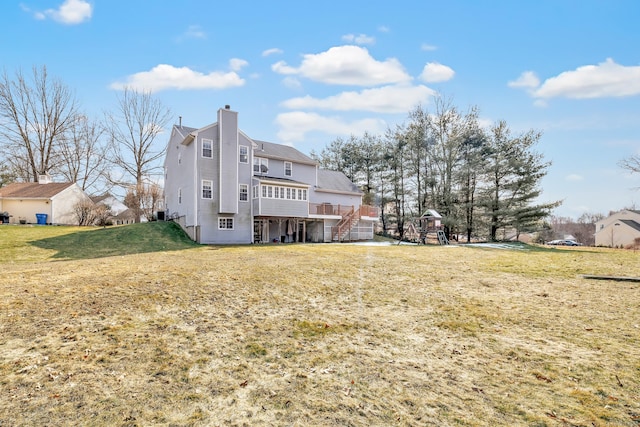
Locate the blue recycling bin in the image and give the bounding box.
[35,213,48,225]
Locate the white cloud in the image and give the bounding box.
[508,71,540,89]
[271,45,411,86]
[281,84,435,113]
[566,174,584,182]
[110,64,245,93]
[282,77,302,90]
[420,62,455,83]
[341,33,375,45]
[262,48,283,57]
[421,43,438,51]
[275,111,386,143]
[177,25,206,41]
[528,58,640,99]
[42,0,92,24]
[229,58,248,72]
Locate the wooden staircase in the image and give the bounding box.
[332,207,360,242]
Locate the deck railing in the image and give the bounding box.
[309,203,379,218]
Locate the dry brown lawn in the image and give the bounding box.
[1,231,639,426]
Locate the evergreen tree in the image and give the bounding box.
[482,121,558,241]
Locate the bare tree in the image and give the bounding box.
[104,88,171,222]
[72,199,97,226]
[0,66,78,181]
[619,154,640,186]
[57,114,112,194]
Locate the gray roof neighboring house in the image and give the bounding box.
[316,170,363,195]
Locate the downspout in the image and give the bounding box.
[193,133,198,236]
[249,148,254,243]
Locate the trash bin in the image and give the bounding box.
[1,212,9,224]
[35,213,48,225]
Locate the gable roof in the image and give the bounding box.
[253,140,317,165]
[620,219,640,233]
[0,182,75,198]
[316,170,363,194]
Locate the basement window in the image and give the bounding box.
[218,217,234,230]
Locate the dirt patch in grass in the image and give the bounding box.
[0,232,639,426]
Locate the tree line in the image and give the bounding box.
[0,65,170,223]
[311,97,560,242]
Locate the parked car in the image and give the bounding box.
[546,239,579,246]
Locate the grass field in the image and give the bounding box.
[1,223,639,426]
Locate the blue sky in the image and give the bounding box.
[3,0,640,218]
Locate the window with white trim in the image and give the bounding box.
[218,217,234,230]
[253,157,268,174]
[284,161,292,177]
[239,145,248,163]
[253,185,259,199]
[202,180,213,199]
[202,139,213,158]
[239,184,248,201]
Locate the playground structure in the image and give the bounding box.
[413,209,449,245]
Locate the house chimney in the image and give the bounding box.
[38,174,52,184]
[179,116,182,127]
[225,104,230,110]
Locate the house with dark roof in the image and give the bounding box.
[0,177,93,225]
[163,106,378,244]
[594,209,640,247]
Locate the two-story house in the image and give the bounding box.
[163,106,378,244]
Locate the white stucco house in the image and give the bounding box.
[0,178,93,225]
[163,106,378,244]
[594,209,640,248]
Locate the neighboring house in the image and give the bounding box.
[90,194,137,225]
[0,177,93,225]
[594,209,640,247]
[163,106,378,244]
[91,194,128,215]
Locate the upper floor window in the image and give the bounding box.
[202,180,213,199]
[284,161,292,177]
[253,157,268,174]
[239,145,248,163]
[202,139,213,158]
[239,184,248,201]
